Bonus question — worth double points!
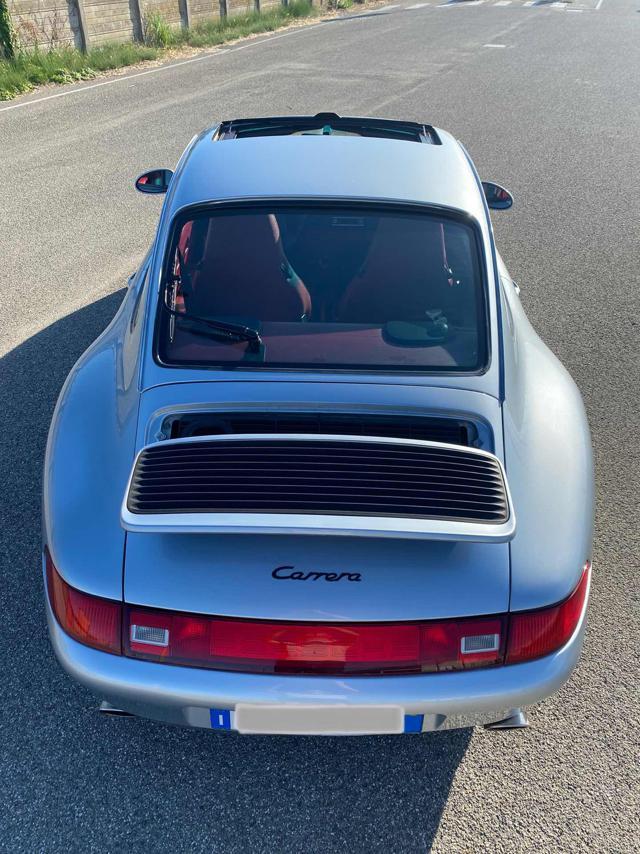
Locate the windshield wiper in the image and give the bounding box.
[163,302,263,352]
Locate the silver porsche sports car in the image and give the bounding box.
[44,114,593,735]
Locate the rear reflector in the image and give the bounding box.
[45,549,121,655]
[131,624,169,647]
[506,562,591,664]
[461,633,500,654]
[125,608,504,675]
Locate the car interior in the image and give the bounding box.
[163,208,484,369]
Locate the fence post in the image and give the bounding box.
[130,0,144,40]
[73,0,89,51]
[180,0,191,29]
[219,0,227,17]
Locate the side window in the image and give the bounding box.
[130,266,148,332]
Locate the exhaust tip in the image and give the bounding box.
[484,709,529,730]
[99,701,135,718]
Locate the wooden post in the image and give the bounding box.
[254,0,260,13]
[74,0,89,52]
[219,0,227,17]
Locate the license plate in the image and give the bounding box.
[234,704,404,735]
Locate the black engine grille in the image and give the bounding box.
[127,439,508,523]
[166,412,474,447]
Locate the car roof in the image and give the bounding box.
[167,118,486,222]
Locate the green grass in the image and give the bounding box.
[0,0,317,101]
[171,1,318,48]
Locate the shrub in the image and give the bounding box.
[0,0,18,59]
[143,10,174,47]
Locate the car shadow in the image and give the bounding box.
[0,291,473,853]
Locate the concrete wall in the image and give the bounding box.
[8,0,302,50]
[10,0,81,49]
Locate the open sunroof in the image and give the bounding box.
[214,112,441,144]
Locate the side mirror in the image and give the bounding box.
[482,181,513,210]
[135,169,173,194]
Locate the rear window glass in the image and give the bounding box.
[157,206,488,372]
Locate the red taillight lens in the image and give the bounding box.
[45,549,122,654]
[506,562,591,664]
[125,608,505,675]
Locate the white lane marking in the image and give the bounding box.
[484,42,507,46]
[550,2,567,6]
[376,3,400,8]
[0,22,325,114]
[494,1,511,6]
[595,0,604,8]
[523,1,534,6]
[405,2,429,7]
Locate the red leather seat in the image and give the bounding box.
[185,214,311,321]
[338,218,451,323]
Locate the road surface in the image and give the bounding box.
[1,1,638,850]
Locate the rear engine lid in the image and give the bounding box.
[123,381,510,620]
[123,532,509,621]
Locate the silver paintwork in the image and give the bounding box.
[122,434,516,542]
[43,119,594,732]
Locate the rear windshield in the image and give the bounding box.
[157,205,488,372]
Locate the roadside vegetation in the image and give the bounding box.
[0,0,322,101]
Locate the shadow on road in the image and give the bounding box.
[0,291,472,853]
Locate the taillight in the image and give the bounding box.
[506,562,591,664]
[125,608,505,675]
[45,549,122,654]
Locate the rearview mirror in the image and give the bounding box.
[135,169,173,194]
[482,181,513,210]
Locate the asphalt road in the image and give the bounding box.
[1,1,639,851]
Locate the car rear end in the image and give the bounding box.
[44,386,591,735]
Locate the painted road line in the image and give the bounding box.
[550,2,567,7]
[405,2,429,7]
[484,43,507,46]
[0,23,326,114]
[595,0,604,8]
[523,1,534,6]
[493,2,511,6]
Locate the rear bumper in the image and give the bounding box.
[46,599,586,734]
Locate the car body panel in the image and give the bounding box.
[500,275,594,608]
[43,268,146,600]
[124,533,511,621]
[167,129,487,224]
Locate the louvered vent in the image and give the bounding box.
[126,437,508,524]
